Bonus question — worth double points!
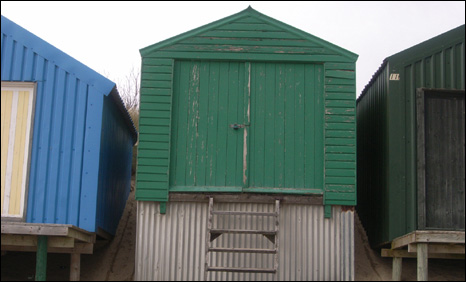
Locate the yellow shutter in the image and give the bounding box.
[1,83,35,220]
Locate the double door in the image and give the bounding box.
[169,61,323,192]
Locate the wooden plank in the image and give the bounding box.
[274,63,285,189]
[70,253,80,281]
[1,234,74,248]
[182,36,317,48]
[392,257,402,281]
[392,231,465,249]
[169,193,323,205]
[1,223,93,237]
[408,243,465,254]
[381,248,465,259]
[210,229,276,235]
[1,242,93,254]
[284,64,296,189]
[200,30,301,40]
[417,243,428,281]
[207,266,276,273]
[304,64,316,189]
[208,247,276,254]
[294,64,306,189]
[212,211,277,216]
[146,51,352,63]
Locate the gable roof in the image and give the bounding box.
[140,6,358,62]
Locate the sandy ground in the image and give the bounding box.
[1,182,464,281]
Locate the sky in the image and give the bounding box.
[1,1,465,98]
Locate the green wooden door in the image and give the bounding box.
[170,61,246,191]
[170,61,323,193]
[247,63,324,192]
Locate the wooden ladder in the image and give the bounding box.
[204,197,280,280]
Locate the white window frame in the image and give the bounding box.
[1,82,36,221]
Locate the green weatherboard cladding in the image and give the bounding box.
[136,7,358,206]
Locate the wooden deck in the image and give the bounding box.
[381,230,465,281]
[1,222,96,281]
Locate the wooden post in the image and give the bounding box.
[392,257,402,281]
[417,243,428,281]
[70,253,81,281]
[35,236,48,281]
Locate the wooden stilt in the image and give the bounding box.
[70,253,81,281]
[392,257,402,281]
[35,236,48,281]
[417,243,428,281]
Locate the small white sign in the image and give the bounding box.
[390,73,400,81]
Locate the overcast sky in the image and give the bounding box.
[1,1,465,97]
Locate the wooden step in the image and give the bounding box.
[212,211,278,217]
[210,229,276,236]
[206,266,276,273]
[208,247,277,254]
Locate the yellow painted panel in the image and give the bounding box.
[10,91,30,215]
[1,91,13,214]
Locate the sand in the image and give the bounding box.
[1,182,464,281]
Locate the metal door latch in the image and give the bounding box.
[229,123,249,130]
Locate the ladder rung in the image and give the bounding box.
[208,247,277,254]
[210,229,276,235]
[206,266,276,273]
[212,211,278,217]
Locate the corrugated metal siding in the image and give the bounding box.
[136,201,354,281]
[1,15,136,233]
[356,25,465,247]
[96,92,134,235]
[356,62,390,246]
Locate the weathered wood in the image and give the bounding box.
[417,243,428,281]
[1,223,95,243]
[204,197,213,281]
[70,253,80,281]
[212,211,277,216]
[35,236,47,281]
[408,243,465,254]
[392,257,402,281]
[391,231,465,250]
[169,192,323,205]
[1,242,93,254]
[208,247,276,254]
[207,266,276,273]
[210,229,276,235]
[381,248,464,259]
[1,234,74,248]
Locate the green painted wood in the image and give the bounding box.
[170,61,245,190]
[140,7,357,61]
[135,57,173,202]
[248,63,324,191]
[35,236,48,281]
[137,6,358,205]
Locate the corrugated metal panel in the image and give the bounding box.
[357,24,465,247]
[356,61,390,247]
[1,15,136,233]
[96,92,134,235]
[136,201,354,281]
